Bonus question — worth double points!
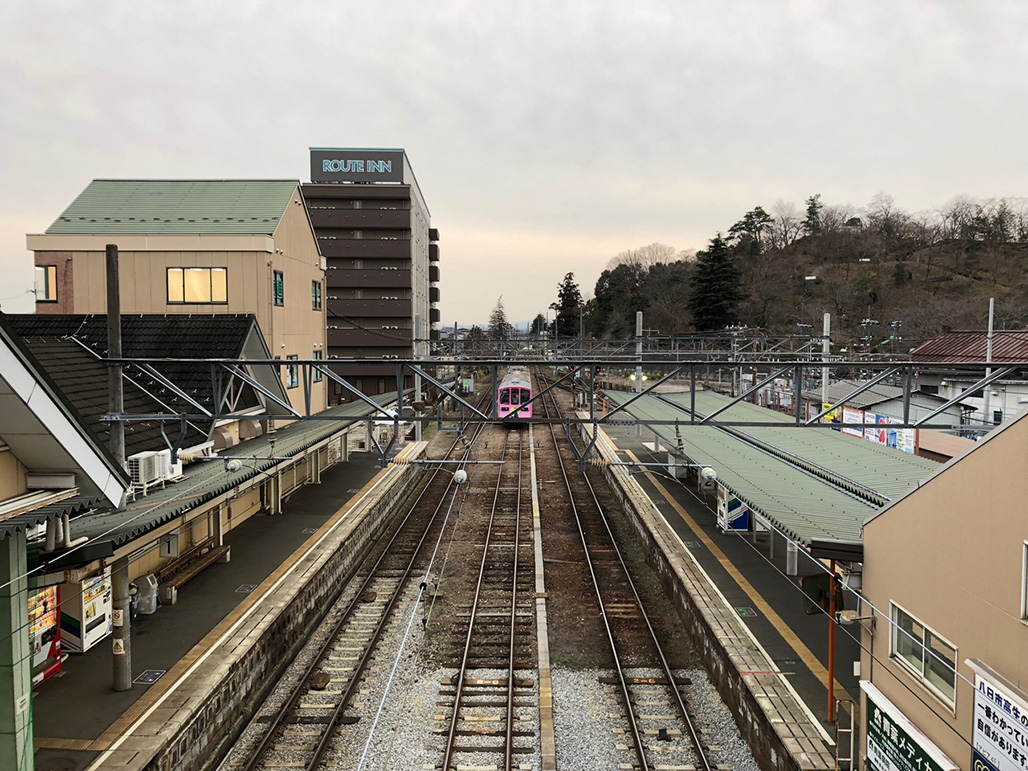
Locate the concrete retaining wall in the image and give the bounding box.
[90,442,426,771]
[582,425,834,771]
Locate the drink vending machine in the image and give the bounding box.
[60,566,113,653]
[28,585,62,687]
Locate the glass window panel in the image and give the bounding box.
[211,269,227,303]
[521,388,531,404]
[184,268,211,302]
[499,389,510,405]
[168,268,184,302]
[925,632,956,702]
[893,606,924,674]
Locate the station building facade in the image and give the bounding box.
[859,410,1028,771]
[28,180,327,415]
[301,148,440,399]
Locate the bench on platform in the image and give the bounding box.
[157,537,230,605]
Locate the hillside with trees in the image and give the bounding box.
[550,194,1028,351]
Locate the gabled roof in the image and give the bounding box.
[911,330,1028,362]
[800,380,959,411]
[4,314,285,457]
[46,180,300,235]
[0,317,129,533]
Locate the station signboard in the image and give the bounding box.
[862,682,957,771]
[971,667,1028,771]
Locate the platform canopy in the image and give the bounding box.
[603,389,941,546]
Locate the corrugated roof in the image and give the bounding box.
[49,394,402,550]
[911,330,1028,362]
[46,180,299,235]
[799,380,955,412]
[605,390,941,545]
[800,380,905,410]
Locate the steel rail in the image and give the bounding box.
[240,403,487,771]
[536,378,650,771]
[440,429,524,771]
[539,369,714,771]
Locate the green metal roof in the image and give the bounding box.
[605,389,942,545]
[46,180,300,235]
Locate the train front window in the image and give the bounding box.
[520,388,531,404]
[500,390,511,405]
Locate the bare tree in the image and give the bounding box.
[606,242,682,270]
[769,199,803,250]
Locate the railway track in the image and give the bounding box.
[437,427,538,771]
[536,369,715,771]
[223,424,484,771]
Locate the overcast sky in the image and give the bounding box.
[3,1,1027,325]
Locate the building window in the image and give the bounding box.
[313,350,323,382]
[286,355,299,389]
[167,268,227,304]
[273,271,284,307]
[891,603,957,706]
[312,281,323,311]
[35,265,58,302]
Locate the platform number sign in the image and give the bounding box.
[866,688,956,771]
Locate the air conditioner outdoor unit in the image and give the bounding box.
[154,449,172,480]
[128,451,161,488]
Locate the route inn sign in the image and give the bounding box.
[862,682,958,771]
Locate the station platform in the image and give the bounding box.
[33,451,385,771]
[597,422,861,747]
[34,424,859,771]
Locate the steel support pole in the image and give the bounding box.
[112,556,132,691]
[828,559,837,724]
[106,244,126,474]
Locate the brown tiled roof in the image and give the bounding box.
[911,331,1028,362]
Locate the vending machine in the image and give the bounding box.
[28,586,62,687]
[60,567,113,653]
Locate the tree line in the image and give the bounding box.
[507,193,1028,349]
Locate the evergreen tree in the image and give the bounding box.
[687,234,744,331]
[530,313,548,335]
[803,194,823,235]
[550,272,583,338]
[488,297,512,340]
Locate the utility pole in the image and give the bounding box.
[635,312,643,436]
[821,313,831,422]
[106,244,132,692]
[983,298,994,427]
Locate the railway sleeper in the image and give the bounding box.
[441,676,535,687]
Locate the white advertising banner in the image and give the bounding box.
[972,669,1028,771]
[843,406,864,437]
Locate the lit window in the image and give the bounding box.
[891,604,957,706]
[313,350,323,382]
[35,265,58,302]
[286,354,299,389]
[312,281,323,311]
[273,270,284,307]
[167,268,227,304]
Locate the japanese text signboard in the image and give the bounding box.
[973,672,1028,771]
[862,682,957,771]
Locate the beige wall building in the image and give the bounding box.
[860,410,1028,771]
[28,180,327,414]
